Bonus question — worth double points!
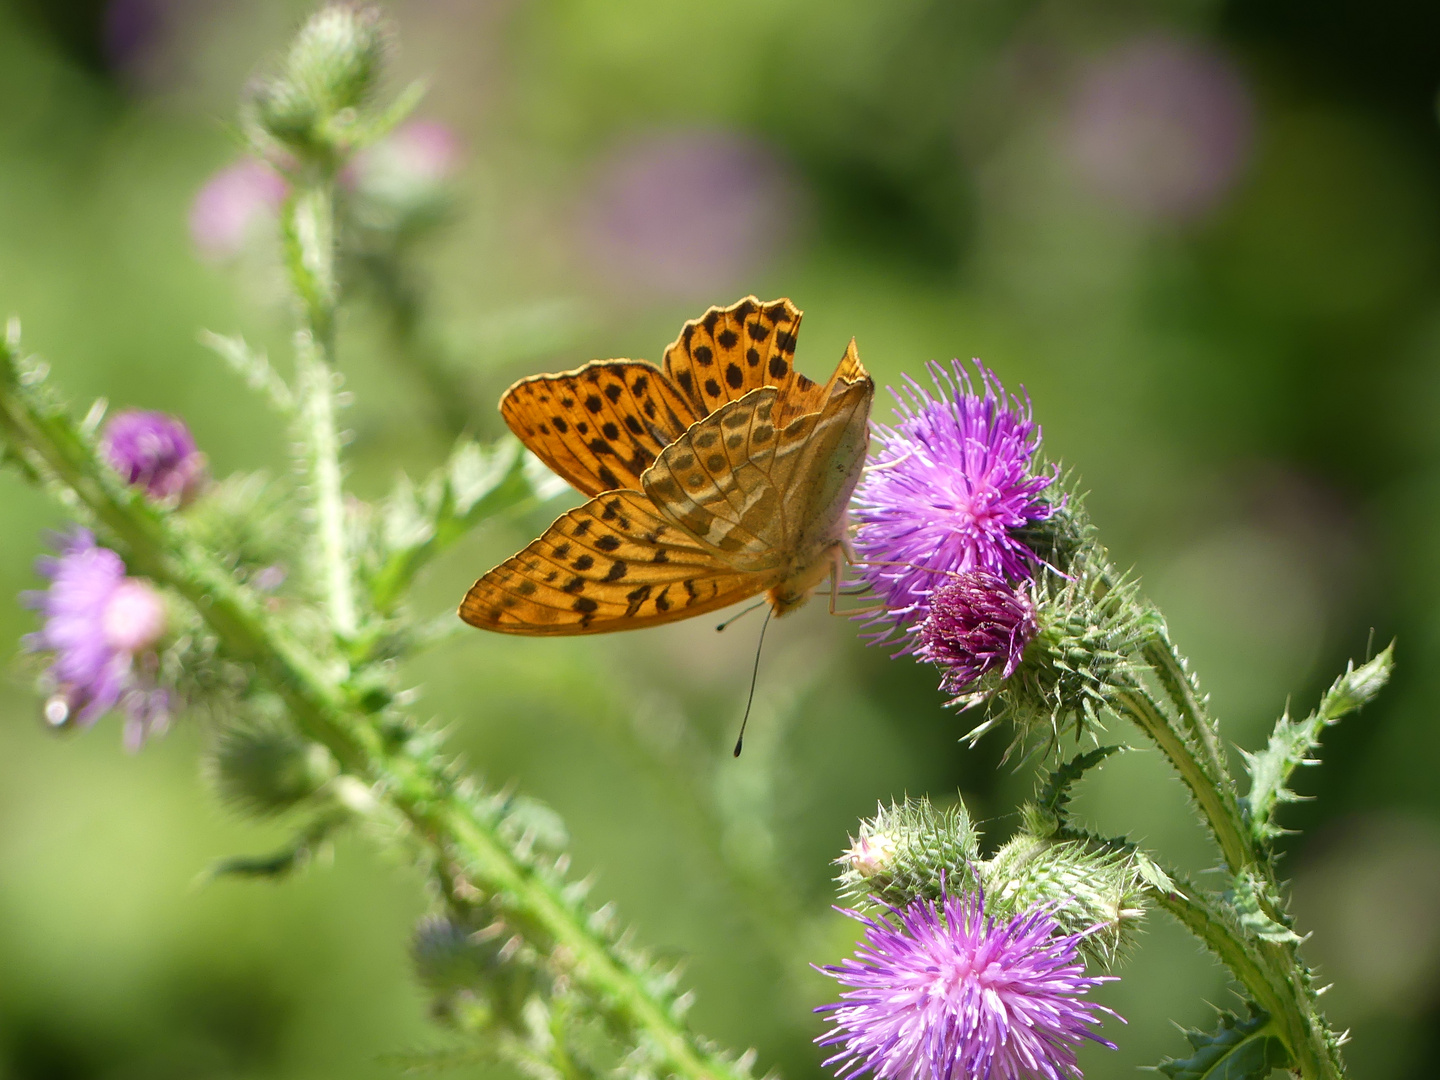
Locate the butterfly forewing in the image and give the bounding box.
[500,362,702,496]
[458,491,772,635]
[662,297,834,425]
[461,298,875,635]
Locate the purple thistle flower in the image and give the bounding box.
[22,531,171,749]
[918,572,1038,699]
[100,409,206,504]
[853,360,1055,648]
[817,894,1118,1080]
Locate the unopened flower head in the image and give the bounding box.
[853,360,1056,650]
[22,530,171,748]
[846,832,900,879]
[817,893,1118,1080]
[100,409,207,503]
[918,571,1038,701]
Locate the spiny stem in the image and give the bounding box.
[1115,680,1342,1079]
[0,341,751,1080]
[284,180,357,640]
[1111,687,1251,876]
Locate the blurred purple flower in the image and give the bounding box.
[817,893,1117,1080]
[853,361,1055,648]
[22,531,171,749]
[362,120,460,186]
[190,159,288,260]
[1066,34,1254,222]
[578,130,797,301]
[100,409,206,504]
[918,572,1038,699]
[103,0,165,76]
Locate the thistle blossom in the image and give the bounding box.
[918,572,1038,700]
[22,530,171,749]
[853,360,1055,646]
[817,893,1117,1080]
[100,409,206,503]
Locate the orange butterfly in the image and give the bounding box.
[459,297,874,635]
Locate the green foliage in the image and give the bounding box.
[1241,646,1395,845]
[1227,869,1300,945]
[1035,743,1123,828]
[364,436,533,612]
[1157,1006,1292,1080]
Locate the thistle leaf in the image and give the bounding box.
[367,437,530,611]
[1157,1006,1291,1080]
[1242,646,1394,845]
[1037,744,1123,826]
[199,331,294,413]
[1227,869,1300,944]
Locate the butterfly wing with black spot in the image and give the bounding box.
[500,361,702,496]
[640,343,873,576]
[458,491,774,635]
[661,297,830,425]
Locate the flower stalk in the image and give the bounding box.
[285,179,357,640]
[0,320,747,1080]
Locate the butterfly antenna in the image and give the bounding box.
[716,598,767,633]
[733,607,773,758]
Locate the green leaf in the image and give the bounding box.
[1157,1006,1291,1080]
[1227,870,1301,944]
[367,437,531,612]
[198,331,294,413]
[1037,744,1123,825]
[1242,646,1394,845]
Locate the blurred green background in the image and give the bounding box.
[2,0,1440,1077]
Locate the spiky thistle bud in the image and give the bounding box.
[412,914,532,1031]
[836,796,1151,969]
[836,798,981,908]
[250,4,390,161]
[985,809,1150,967]
[207,709,335,816]
[966,555,1148,749]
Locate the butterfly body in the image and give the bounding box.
[460,297,873,635]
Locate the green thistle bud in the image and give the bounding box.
[835,797,981,908]
[835,796,1149,969]
[982,821,1150,968]
[250,4,389,160]
[207,709,335,816]
[412,915,532,1031]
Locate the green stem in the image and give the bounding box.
[0,344,749,1080]
[1112,688,1251,875]
[285,181,357,640]
[1114,685,1342,1079]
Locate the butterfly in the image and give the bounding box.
[459,296,874,635]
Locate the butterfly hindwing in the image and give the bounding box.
[458,490,772,635]
[641,388,787,570]
[500,361,702,497]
